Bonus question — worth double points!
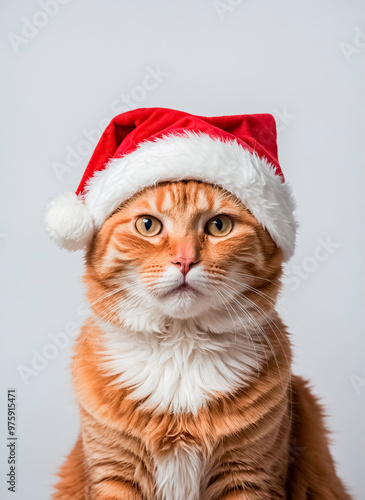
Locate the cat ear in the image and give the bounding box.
[44,192,94,251]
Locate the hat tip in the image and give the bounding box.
[44,192,94,251]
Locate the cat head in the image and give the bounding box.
[84,181,283,331]
[45,109,297,331]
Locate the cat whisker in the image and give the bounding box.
[217,284,283,385]
[218,282,291,391]
[232,271,282,287]
[221,276,277,306]
[210,285,266,378]
[219,280,285,342]
[73,283,154,370]
[215,286,270,376]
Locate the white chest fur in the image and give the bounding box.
[154,448,202,500]
[99,316,265,414]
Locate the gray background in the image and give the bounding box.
[1,0,364,498]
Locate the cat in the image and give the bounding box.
[53,180,351,500]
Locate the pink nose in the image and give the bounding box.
[171,257,199,276]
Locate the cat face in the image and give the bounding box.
[84,181,283,328]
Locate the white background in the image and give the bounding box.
[1,0,364,498]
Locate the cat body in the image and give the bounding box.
[53,181,351,500]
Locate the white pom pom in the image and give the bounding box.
[44,193,94,251]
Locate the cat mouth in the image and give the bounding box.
[175,283,193,292]
[163,282,198,296]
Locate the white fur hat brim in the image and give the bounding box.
[44,132,297,258]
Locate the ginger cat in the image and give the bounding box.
[53,181,351,500]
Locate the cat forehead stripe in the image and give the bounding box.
[44,108,297,259]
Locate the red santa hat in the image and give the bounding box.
[45,107,297,259]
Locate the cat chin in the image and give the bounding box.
[115,294,227,332]
[156,291,211,320]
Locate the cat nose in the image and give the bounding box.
[171,257,199,276]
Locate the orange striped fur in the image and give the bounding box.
[53,181,351,499]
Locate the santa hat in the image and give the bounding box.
[45,107,297,259]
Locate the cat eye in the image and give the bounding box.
[135,216,162,236]
[205,215,233,237]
